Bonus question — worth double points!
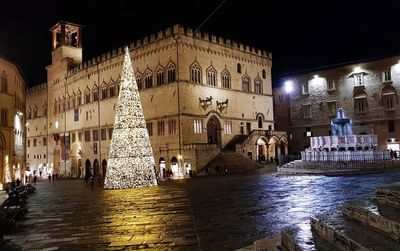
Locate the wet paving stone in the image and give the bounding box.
[3,170,400,250]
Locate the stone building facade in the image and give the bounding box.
[26,21,285,178]
[275,55,400,154]
[0,56,26,187]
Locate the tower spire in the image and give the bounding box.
[104,47,157,189]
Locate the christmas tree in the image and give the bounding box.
[104,47,157,189]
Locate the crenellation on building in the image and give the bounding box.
[26,22,283,180]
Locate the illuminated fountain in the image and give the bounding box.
[302,108,389,161]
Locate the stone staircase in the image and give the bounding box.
[201,151,265,175]
[237,185,400,250]
[223,135,248,151]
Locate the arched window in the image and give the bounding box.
[262,69,266,79]
[237,63,241,73]
[109,81,115,97]
[101,83,108,99]
[144,69,153,88]
[242,75,250,92]
[190,61,201,83]
[136,72,142,90]
[67,94,71,109]
[62,97,66,111]
[72,92,76,107]
[206,66,217,86]
[1,71,7,94]
[33,106,38,118]
[28,107,32,119]
[77,90,82,106]
[254,76,263,94]
[221,69,231,89]
[43,103,47,115]
[258,115,263,128]
[84,88,91,104]
[167,62,176,83]
[93,85,99,101]
[156,66,164,86]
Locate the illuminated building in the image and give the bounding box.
[26,21,286,178]
[0,55,26,187]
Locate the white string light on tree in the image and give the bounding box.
[104,47,157,189]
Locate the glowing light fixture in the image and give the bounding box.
[354,66,361,72]
[284,80,294,93]
[104,47,157,189]
[313,75,319,79]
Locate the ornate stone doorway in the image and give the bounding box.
[207,116,220,144]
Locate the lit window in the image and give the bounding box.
[168,120,177,135]
[224,121,232,134]
[157,121,165,135]
[354,74,364,86]
[194,120,203,134]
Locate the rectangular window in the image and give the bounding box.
[86,111,89,121]
[74,108,79,122]
[354,74,364,86]
[108,128,113,140]
[78,132,82,142]
[302,83,309,94]
[43,137,47,146]
[384,94,395,110]
[303,105,312,118]
[44,154,46,159]
[383,70,392,82]
[146,122,153,136]
[327,80,335,90]
[84,130,90,142]
[72,132,76,143]
[93,143,98,154]
[355,98,366,113]
[168,120,177,135]
[34,138,37,147]
[224,121,232,134]
[0,108,7,127]
[388,120,395,132]
[93,130,99,141]
[101,128,107,140]
[305,127,312,137]
[157,121,165,136]
[327,101,337,116]
[28,140,30,147]
[194,119,203,134]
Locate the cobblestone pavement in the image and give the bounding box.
[3,170,400,250]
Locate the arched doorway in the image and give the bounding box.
[93,159,99,177]
[102,159,107,177]
[256,137,267,162]
[280,137,288,155]
[70,142,82,178]
[268,136,280,162]
[85,159,91,177]
[170,156,179,176]
[159,157,166,178]
[207,116,220,144]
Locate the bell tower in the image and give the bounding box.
[49,21,83,67]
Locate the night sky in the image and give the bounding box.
[1,0,399,88]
